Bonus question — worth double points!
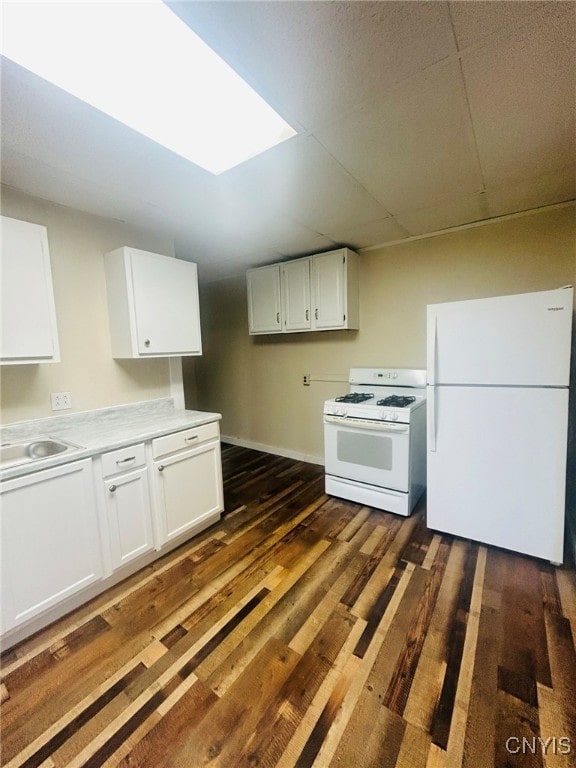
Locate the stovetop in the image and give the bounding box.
[335,392,375,404]
[377,395,416,408]
[324,368,426,424]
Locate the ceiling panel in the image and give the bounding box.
[485,167,576,219]
[461,4,576,186]
[1,1,573,283]
[219,135,392,235]
[449,1,549,51]
[0,60,220,214]
[324,216,410,250]
[395,192,489,236]
[315,60,484,214]
[168,0,457,131]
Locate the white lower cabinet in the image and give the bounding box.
[152,424,224,545]
[0,420,223,647]
[100,443,154,570]
[0,459,103,633]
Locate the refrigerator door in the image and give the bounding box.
[427,287,573,387]
[427,385,568,562]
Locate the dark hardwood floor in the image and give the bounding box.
[1,444,575,767]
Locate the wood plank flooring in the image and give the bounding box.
[1,444,575,767]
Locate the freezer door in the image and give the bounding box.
[427,287,573,386]
[427,386,568,562]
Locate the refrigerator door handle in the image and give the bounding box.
[428,313,437,451]
[427,312,437,385]
[428,385,437,452]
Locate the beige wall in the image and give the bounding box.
[1,187,173,424]
[193,205,576,462]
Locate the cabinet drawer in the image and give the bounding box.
[152,422,219,459]
[101,443,146,478]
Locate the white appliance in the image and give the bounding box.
[427,285,573,563]
[324,368,426,516]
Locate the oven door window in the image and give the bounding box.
[337,432,393,470]
[324,422,410,492]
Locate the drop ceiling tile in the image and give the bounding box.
[169,1,457,130]
[315,60,483,214]
[394,193,489,236]
[1,60,219,211]
[449,1,549,51]
[485,167,576,219]
[1,148,174,235]
[461,5,576,186]
[327,216,411,250]
[220,135,392,235]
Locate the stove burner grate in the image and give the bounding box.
[335,392,374,404]
[377,395,416,408]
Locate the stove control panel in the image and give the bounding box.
[324,402,412,424]
[349,367,426,389]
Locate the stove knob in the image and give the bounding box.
[390,412,399,421]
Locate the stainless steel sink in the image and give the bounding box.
[0,437,83,469]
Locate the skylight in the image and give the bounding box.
[1,0,297,174]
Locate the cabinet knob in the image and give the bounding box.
[144,339,151,347]
[315,308,319,320]
[158,464,164,472]
[109,484,117,493]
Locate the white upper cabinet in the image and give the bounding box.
[247,248,359,335]
[311,249,358,330]
[104,247,202,357]
[247,263,282,334]
[0,216,60,364]
[282,259,312,331]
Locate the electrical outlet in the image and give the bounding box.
[51,392,72,411]
[303,374,311,386]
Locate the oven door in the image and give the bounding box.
[324,416,410,492]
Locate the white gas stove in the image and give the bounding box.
[324,368,426,516]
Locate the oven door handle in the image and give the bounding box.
[324,415,409,433]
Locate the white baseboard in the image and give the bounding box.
[220,434,324,467]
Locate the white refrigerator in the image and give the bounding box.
[426,286,573,563]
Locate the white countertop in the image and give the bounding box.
[0,398,221,481]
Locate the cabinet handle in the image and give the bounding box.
[144,339,151,347]
[315,308,318,320]
[185,435,198,442]
[305,309,309,321]
[109,484,117,493]
[276,312,280,324]
[158,465,164,472]
[116,456,135,464]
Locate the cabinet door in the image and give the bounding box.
[0,216,60,363]
[282,259,311,331]
[105,467,154,569]
[1,460,103,632]
[311,251,346,330]
[130,250,202,355]
[247,265,282,334]
[154,440,223,544]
